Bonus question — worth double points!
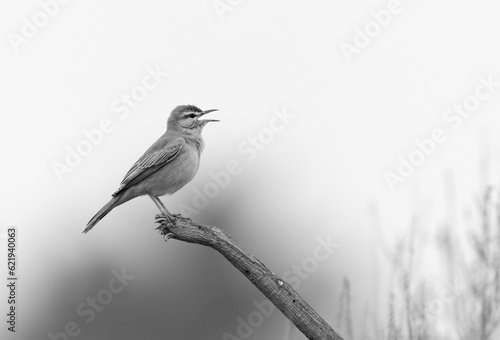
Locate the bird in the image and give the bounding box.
[83,105,219,233]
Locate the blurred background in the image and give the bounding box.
[1,0,500,339]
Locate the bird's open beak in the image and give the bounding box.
[197,109,219,123]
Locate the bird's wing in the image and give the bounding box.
[112,137,185,196]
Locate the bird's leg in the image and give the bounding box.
[158,200,186,220]
[150,195,188,220]
[150,196,176,241]
[149,195,174,222]
[159,199,183,224]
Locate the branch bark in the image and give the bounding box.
[155,214,344,340]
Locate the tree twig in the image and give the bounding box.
[155,214,344,340]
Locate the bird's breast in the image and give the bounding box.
[147,144,200,197]
[177,146,200,183]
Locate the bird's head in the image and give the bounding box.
[167,105,219,136]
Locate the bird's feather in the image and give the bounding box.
[112,137,185,196]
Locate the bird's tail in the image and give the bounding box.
[83,195,124,233]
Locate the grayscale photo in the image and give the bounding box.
[1,1,500,339]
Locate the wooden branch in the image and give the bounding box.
[155,214,344,340]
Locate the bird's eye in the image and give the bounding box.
[188,113,196,118]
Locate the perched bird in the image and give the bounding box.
[83,105,219,233]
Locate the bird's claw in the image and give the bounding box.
[155,223,174,242]
[155,213,170,223]
[155,213,190,223]
[155,213,191,241]
[161,232,174,242]
[155,213,176,237]
[155,213,176,224]
[156,220,175,242]
[171,213,191,222]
